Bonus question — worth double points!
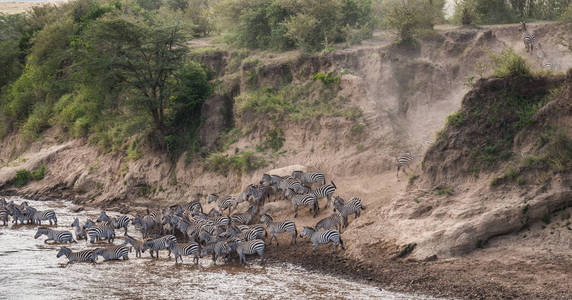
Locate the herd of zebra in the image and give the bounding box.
[0,170,366,266]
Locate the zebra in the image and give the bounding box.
[200,239,235,264]
[333,196,366,228]
[19,205,37,224]
[132,215,156,238]
[285,189,318,218]
[34,227,76,244]
[300,227,345,253]
[396,152,416,178]
[183,200,203,214]
[208,194,239,215]
[230,205,257,225]
[96,211,111,223]
[32,210,57,225]
[125,235,145,258]
[292,170,326,187]
[519,21,527,32]
[71,218,87,240]
[279,177,305,199]
[56,247,96,263]
[93,245,130,261]
[142,235,177,258]
[260,214,297,246]
[86,224,115,243]
[207,208,222,217]
[0,208,9,226]
[310,181,336,209]
[169,242,200,264]
[523,32,535,53]
[315,212,342,232]
[235,226,265,242]
[236,239,265,265]
[112,215,131,235]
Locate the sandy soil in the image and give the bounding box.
[0,1,66,14]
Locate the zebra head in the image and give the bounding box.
[300,227,315,238]
[93,248,103,258]
[208,208,221,217]
[207,194,218,203]
[260,214,273,224]
[96,211,110,223]
[519,21,527,32]
[83,219,95,230]
[34,227,48,239]
[56,247,71,258]
[71,217,80,228]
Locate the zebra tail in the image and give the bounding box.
[331,180,337,189]
[361,204,366,210]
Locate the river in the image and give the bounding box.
[0,198,436,299]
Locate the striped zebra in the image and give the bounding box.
[112,215,131,235]
[132,215,156,238]
[57,247,96,263]
[230,205,257,225]
[0,208,9,226]
[93,245,130,261]
[235,226,265,242]
[71,218,86,240]
[86,224,115,244]
[236,239,265,264]
[279,177,305,198]
[208,194,239,215]
[333,196,366,228]
[32,210,57,225]
[208,208,222,217]
[315,212,342,232]
[184,200,203,214]
[20,205,36,224]
[300,227,345,253]
[523,32,535,53]
[142,235,177,258]
[34,227,76,244]
[200,239,235,264]
[396,152,415,178]
[125,235,145,258]
[519,21,527,32]
[286,189,318,218]
[169,242,200,264]
[260,214,297,246]
[292,170,326,187]
[310,181,336,209]
[96,211,111,223]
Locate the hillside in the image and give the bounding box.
[0,18,571,298]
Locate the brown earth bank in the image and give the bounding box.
[1,22,572,299]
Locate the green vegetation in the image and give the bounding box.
[379,0,444,44]
[262,127,285,152]
[234,81,361,122]
[312,72,340,86]
[436,187,453,196]
[453,0,570,25]
[446,112,464,127]
[490,49,531,78]
[204,151,266,175]
[217,0,374,52]
[10,165,46,187]
[0,0,213,161]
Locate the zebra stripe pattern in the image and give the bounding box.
[125,235,144,258]
[333,196,366,228]
[170,242,200,264]
[142,235,177,258]
[523,32,535,53]
[71,218,86,240]
[32,210,57,225]
[86,224,115,244]
[292,170,326,187]
[0,208,9,226]
[300,227,345,253]
[286,189,318,218]
[315,212,342,232]
[56,247,96,263]
[310,181,336,209]
[96,211,111,223]
[112,215,131,235]
[260,214,297,246]
[34,227,76,244]
[236,239,265,264]
[396,152,415,178]
[208,194,239,215]
[200,239,235,264]
[93,245,130,261]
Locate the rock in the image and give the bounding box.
[70,206,84,213]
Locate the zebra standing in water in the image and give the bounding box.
[71,218,86,240]
[310,181,336,209]
[93,245,130,261]
[200,239,235,264]
[142,235,176,258]
[286,189,318,218]
[259,214,297,246]
[169,242,200,265]
[236,239,265,265]
[333,196,366,228]
[34,227,76,244]
[56,247,96,263]
[0,208,9,226]
[32,210,57,225]
[112,215,131,235]
[86,223,115,243]
[292,171,326,187]
[300,227,345,253]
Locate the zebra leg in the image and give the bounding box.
[293,205,298,218]
[340,237,345,250]
[259,250,265,264]
[272,234,278,246]
[333,242,338,253]
[312,243,318,253]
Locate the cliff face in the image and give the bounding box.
[0,23,571,259]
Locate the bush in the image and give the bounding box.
[204,151,265,175]
[263,127,285,152]
[453,0,517,24]
[11,165,45,187]
[21,102,51,141]
[491,49,531,77]
[381,0,443,43]
[312,72,340,86]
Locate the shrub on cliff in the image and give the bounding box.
[380,0,444,44]
[490,48,531,77]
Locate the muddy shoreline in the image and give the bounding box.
[5,193,572,299]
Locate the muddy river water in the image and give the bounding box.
[0,198,434,299]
